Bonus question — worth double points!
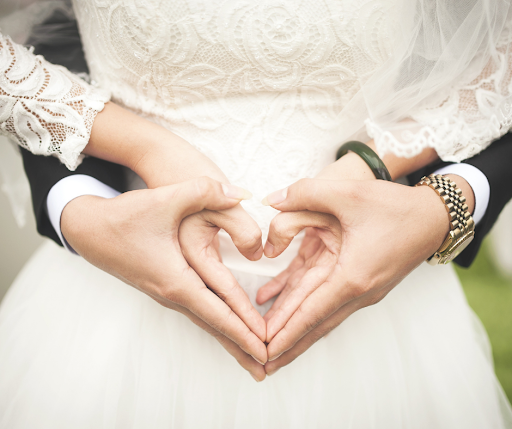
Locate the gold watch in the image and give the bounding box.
[416,174,475,265]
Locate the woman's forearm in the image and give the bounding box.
[372,141,439,181]
[316,140,474,214]
[85,102,228,188]
[317,140,439,182]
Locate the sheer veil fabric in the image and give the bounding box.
[1,1,512,427]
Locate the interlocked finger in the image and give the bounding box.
[265,296,364,375]
[176,266,268,365]
[266,263,354,360]
[256,254,305,307]
[265,211,339,258]
[265,263,333,342]
[263,234,326,320]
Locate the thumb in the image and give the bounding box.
[201,205,263,261]
[265,211,338,258]
[167,177,252,220]
[262,178,355,216]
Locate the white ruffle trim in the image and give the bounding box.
[367,106,512,163]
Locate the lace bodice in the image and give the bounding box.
[2,0,512,234]
[0,33,109,170]
[70,0,400,231]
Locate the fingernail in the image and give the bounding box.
[251,355,266,365]
[251,373,262,382]
[253,244,264,260]
[222,184,253,200]
[261,187,288,206]
[264,241,274,257]
[268,352,283,362]
[267,367,280,376]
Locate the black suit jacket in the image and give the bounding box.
[408,134,512,268]
[21,10,512,268]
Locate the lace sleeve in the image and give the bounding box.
[0,32,110,170]
[363,3,512,163]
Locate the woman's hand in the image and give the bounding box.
[256,176,472,375]
[61,177,268,381]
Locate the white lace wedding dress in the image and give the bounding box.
[1,1,512,428]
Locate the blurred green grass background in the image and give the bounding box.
[455,239,512,402]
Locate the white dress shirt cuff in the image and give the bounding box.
[432,164,490,226]
[46,175,120,254]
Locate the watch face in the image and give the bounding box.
[445,235,475,263]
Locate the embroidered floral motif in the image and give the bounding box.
[68,0,512,229]
[0,34,109,170]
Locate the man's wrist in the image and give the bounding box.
[46,175,120,253]
[432,164,488,225]
[443,174,475,215]
[414,174,476,262]
[60,195,106,254]
[414,185,452,253]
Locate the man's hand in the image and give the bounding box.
[61,177,268,381]
[178,204,266,344]
[256,178,460,375]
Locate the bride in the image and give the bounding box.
[1,0,512,427]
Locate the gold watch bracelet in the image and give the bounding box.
[415,174,475,265]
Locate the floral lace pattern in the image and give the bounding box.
[0,33,109,170]
[367,21,512,163]
[73,0,397,230]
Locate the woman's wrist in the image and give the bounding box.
[85,102,229,188]
[318,140,441,182]
[316,152,375,181]
[134,137,229,188]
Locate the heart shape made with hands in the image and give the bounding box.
[178,182,345,377]
[181,176,435,378]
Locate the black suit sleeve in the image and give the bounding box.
[20,10,127,246]
[408,133,512,268]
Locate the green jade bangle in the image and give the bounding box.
[336,141,392,182]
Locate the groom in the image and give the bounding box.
[20,10,512,377]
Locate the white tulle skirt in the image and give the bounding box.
[0,240,511,429]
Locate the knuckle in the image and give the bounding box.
[215,280,238,303]
[153,187,176,207]
[161,286,181,305]
[160,271,193,306]
[237,225,262,248]
[270,214,293,238]
[243,329,259,350]
[194,176,214,200]
[347,282,367,299]
[346,277,372,299]
[365,289,388,307]
[295,178,312,189]
[296,305,322,333]
[294,178,312,199]
[211,307,235,335]
[311,327,329,344]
